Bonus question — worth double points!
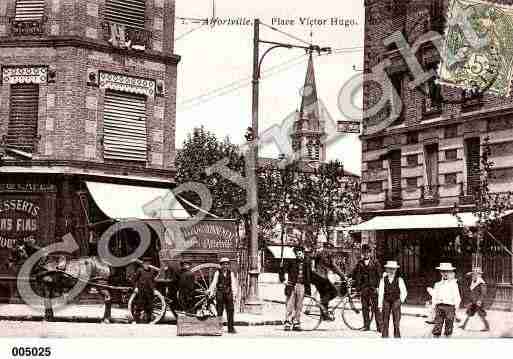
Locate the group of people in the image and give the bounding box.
[131,257,238,333]
[280,243,491,337]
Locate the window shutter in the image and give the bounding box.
[389,150,402,200]
[103,90,147,161]
[6,84,39,153]
[105,0,146,30]
[465,138,481,194]
[14,0,45,21]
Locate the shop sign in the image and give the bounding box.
[0,198,41,248]
[0,183,57,193]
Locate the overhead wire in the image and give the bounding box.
[259,21,312,46]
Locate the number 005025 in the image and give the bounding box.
[11,346,51,357]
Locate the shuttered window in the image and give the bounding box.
[6,84,39,153]
[103,90,147,162]
[389,150,402,200]
[105,0,146,30]
[465,138,481,195]
[14,0,45,21]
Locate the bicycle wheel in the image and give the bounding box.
[301,295,323,331]
[341,293,373,330]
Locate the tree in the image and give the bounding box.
[175,126,246,219]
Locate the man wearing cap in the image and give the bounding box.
[431,262,461,337]
[279,246,312,331]
[459,267,489,331]
[351,244,382,332]
[378,261,407,338]
[208,258,238,333]
[132,259,158,323]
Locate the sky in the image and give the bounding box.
[174,0,365,175]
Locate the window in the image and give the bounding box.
[389,73,404,125]
[6,84,39,153]
[424,143,439,195]
[306,141,313,159]
[407,132,418,144]
[388,150,402,200]
[445,149,458,161]
[424,63,442,114]
[430,0,446,33]
[103,90,147,161]
[366,137,383,151]
[14,0,45,21]
[490,168,513,183]
[367,159,383,171]
[314,140,321,160]
[444,125,458,139]
[105,0,146,30]
[406,177,418,189]
[407,154,418,167]
[366,181,383,193]
[465,137,481,195]
[445,173,458,185]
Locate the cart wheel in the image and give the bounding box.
[128,289,166,324]
[341,292,373,330]
[190,263,221,316]
[301,295,323,331]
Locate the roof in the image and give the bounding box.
[257,157,359,178]
[299,53,320,120]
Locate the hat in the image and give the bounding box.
[219,257,230,263]
[384,260,400,269]
[466,267,483,276]
[436,262,456,271]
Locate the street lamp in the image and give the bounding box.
[245,19,331,314]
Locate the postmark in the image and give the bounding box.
[438,0,513,97]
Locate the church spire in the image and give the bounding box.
[299,52,320,121]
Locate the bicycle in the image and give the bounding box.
[300,275,374,331]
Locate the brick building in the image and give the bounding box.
[0,0,184,299]
[354,0,513,308]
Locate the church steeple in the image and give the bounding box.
[291,52,325,163]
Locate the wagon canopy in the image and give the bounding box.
[86,181,190,221]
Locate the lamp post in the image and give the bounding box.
[245,19,331,314]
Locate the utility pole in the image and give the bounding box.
[244,18,331,314]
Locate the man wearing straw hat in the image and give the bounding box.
[431,262,461,337]
[378,260,407,338]
[208,257,238,334]
[459,266,490,332]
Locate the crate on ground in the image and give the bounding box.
[176,313,223,336]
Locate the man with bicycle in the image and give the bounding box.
[311,242,345,320]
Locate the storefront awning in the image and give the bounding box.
[86,181,190,221]
[347,212,486,231]
[267,246,297,259]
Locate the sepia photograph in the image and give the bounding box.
[0,0,512,357]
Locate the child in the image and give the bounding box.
[459,267,490,332]
[431,262,461,338]
[378,261,407,338]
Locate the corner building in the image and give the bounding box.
[357,0,513,308]
[0,0,181,300]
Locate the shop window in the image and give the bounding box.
[406,177,418,189]
[103,90,148,162]
[445,149,457,161]
[366,181,383,193]
[465,137,481,195]
[444,125,458,138]
[406,154,418,167]
[105,0,146,30]
[6,84,40,153]
[445,173,458,185]
[367,159,383,171]
[14,0,45,21]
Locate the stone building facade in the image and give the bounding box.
[0,0,181,300]
[357,0,513,308]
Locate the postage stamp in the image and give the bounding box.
[439,0,513,96]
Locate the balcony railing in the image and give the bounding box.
[10,17,47,36]
[102,22,151,50]
[420,184,440,206]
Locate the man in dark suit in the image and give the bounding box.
[178,260,196,313]
[279,246,312,331]
[132,260,157,323]
[352,244,382,331]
